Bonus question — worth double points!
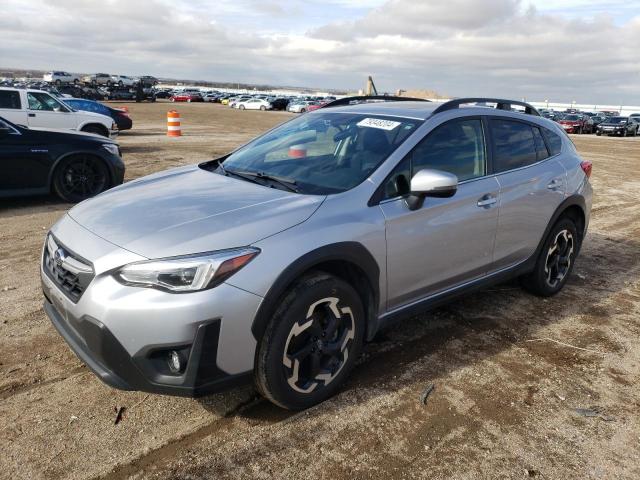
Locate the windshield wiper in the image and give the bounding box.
[226,169,300,193]
[216,159,227,175]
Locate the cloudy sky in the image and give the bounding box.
[2,0,639,104]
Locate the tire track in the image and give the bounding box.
[0,365,87,401]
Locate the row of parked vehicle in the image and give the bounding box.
[161,88,337,113]
[41,71,158,88]
[540,108,640,136]
[1,79,160,103]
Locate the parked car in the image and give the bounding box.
[170,92,204,102]
[62,98,132,131]
[596,116,637,136]
[0,87,117,137]
[269,98,290,111]
[154,89,173,99]
[55,85,106,101]
[43,71,81,85]
[83,73,113,86]
[204,93,219,102]
[229,96,252,108]
[138,76,158,86]
[41,97,592,410]
[287,101,318,113]
[558,114,593,134]
[236,98,272,111]
[0,115,124,202]
[107,89,136,101]
[110,75,137,87]
[626,116,640,135]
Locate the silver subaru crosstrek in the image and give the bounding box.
[41,97,592,409]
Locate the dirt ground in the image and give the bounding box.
[1,101,639,480]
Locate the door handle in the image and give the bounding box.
[28,113,36,117]
[477,194,497,208]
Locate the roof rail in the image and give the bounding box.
[432,98,540,117]
[321,95,430,109]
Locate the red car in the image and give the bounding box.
[558,114,594,134]
[306,100,330,112]
[170,92,204,102]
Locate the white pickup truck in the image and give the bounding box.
[0,87,117,138]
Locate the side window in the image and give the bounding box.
[0,91,21,109]
[27,92,69,112]
[541,127,562,156]
[382,118,486,200]
[532,127,549,161]
[490,119,538,172]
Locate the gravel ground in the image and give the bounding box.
[1,102,639,480]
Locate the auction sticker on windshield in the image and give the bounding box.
[357,118,402,131]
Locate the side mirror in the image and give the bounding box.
[405,168,458,210]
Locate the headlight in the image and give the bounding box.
[115,247,259,292]
[102,143,120,156]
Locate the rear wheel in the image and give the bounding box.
[52,155,109,203]
[521,218,578,296]
[255,273,365,410]
[260,105,266,111]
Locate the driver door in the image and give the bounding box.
[26,91,77,130]
[379,117,500,311]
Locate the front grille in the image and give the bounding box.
[43,234,94,303]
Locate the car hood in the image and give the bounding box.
[67,165,325,259]
[28,126,116,143]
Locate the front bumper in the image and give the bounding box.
[40,216,262,396]
[42,297,251,396]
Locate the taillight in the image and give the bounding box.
[580,160,592,178]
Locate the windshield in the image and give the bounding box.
[220,112,422,194]
[564,115,581,121]
[607,117,627,124]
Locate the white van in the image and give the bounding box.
[0,87,117,137]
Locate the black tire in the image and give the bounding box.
[300,108,306,113]
[596,131,601,136]
[521,218,579,297]
[81,124,109,137]
[52,155,110,203]
[255,272,365,410]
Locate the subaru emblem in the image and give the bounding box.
[54,248,65,267]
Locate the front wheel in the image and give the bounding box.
[52,155,109,203]
[255,273,365,410]
[260,105,266,111]
[521,218,579,296]
[239,105,245,110]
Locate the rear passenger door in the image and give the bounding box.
[489,118,567,271]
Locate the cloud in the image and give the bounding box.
[1,0,639,104]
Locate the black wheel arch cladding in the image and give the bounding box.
[250,242,380,344]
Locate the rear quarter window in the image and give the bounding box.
[541,127,563,156]
[0,90,21,109]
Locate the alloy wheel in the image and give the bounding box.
[59,156,107,200]
[282,297,355,394]
[544,229,574,288]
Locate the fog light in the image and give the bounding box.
[168,350,183,374]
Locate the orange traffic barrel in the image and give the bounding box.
[167,110,181,137]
